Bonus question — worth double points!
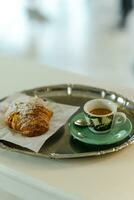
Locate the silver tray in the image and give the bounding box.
[0,84,134,159]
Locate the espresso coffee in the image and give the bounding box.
[90,108,112,115]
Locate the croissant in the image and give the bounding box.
[5,96,53,137]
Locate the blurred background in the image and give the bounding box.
[1,0,134,88]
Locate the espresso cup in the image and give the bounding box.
[83,99,126,134]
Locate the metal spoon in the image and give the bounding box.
[74,119,90,127]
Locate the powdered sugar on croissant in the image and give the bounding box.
[5,96,53,137]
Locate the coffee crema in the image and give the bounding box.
[90,108,112,115]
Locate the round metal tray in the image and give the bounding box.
[0,84,134,159]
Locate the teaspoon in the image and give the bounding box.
[74,119,90,127]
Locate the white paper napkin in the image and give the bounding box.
[0,94,79,152]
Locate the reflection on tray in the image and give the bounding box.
[70,135,132,153]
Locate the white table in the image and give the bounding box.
[0,56,134,200]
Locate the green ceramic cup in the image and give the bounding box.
[84,99,126,134]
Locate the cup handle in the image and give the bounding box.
[115,112,126,126]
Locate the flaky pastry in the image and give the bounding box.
[5,96,53,137]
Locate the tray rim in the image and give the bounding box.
[0,83,134,159]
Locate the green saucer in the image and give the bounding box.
[68,112,132,145]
